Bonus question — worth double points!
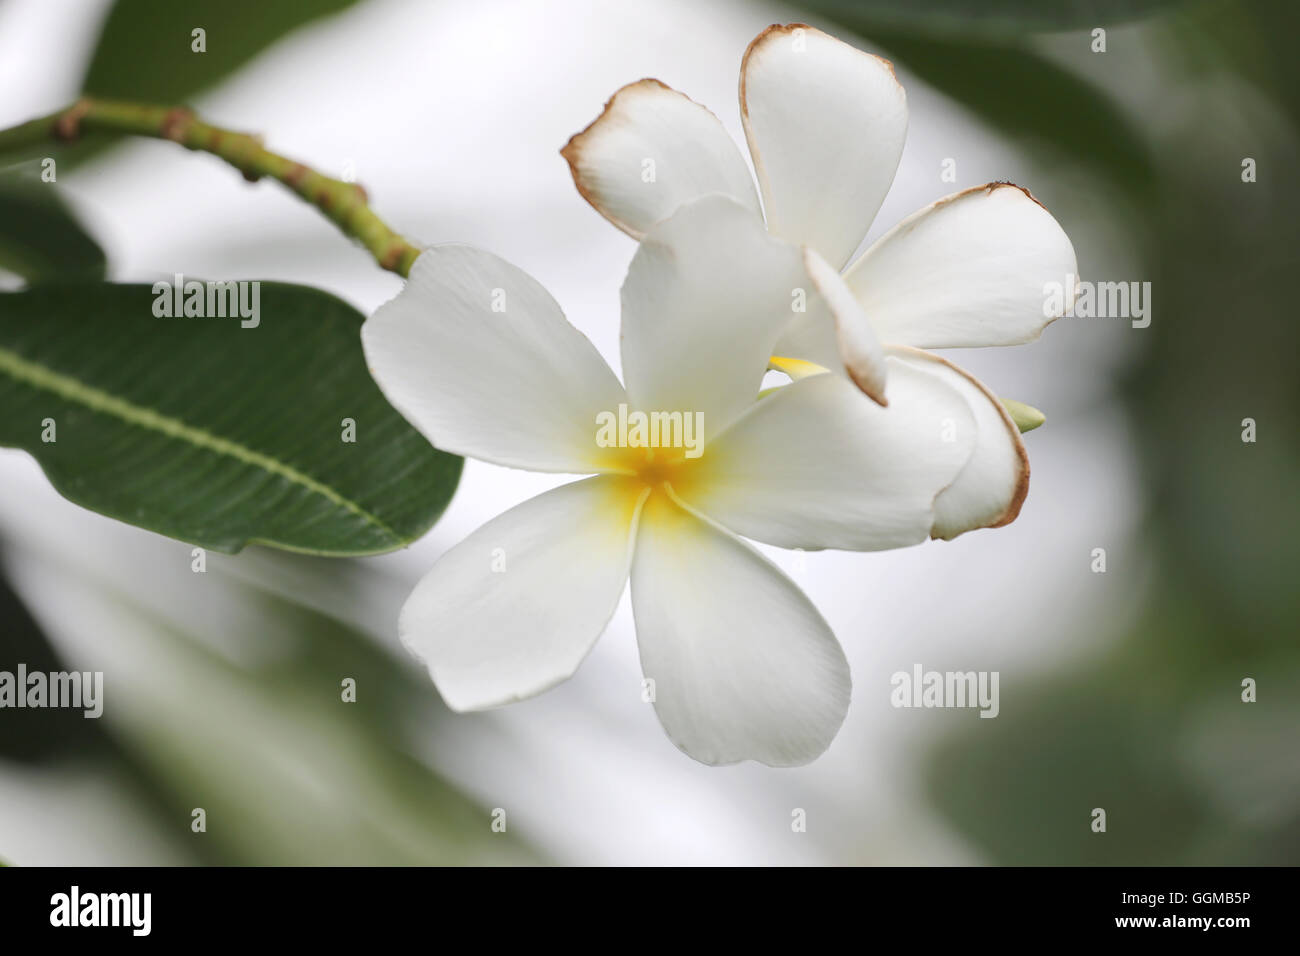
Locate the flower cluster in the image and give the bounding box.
[361,24,1077,765]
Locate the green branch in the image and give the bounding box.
[0,98,422,277]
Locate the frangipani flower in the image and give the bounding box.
[361,197,985,766]
[562,23,1079,538]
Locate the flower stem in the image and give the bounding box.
[0,98,422,277]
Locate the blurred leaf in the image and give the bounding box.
[924,670,1214,865]
[912,0,1300,864]
[807,20,1159,201]
[122,598,545,865]
[0,281,460,555]
[0,172,105,283]
[0,561,109,764]
[10,537,542,864]
[1150,0,1300,128]
[800,0,1191,35]
[82,0,360,102]
[1,536,543,864]
[0,0,360,168]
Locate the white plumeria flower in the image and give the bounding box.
[562,22,1080,538]
[361,196,984,766]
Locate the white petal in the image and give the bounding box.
[740,23,907,269]
[843,183,1079,348]
[630,492,850,766]
[888,346,1030,539]
[802,246,887,406]
[769,253,849,378]
[362,246,626,473]
[561,78,762,239]
[401,476,647,711]
[675,363,974,552]
[620,194,806,438]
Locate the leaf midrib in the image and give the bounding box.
[0,343,402,544]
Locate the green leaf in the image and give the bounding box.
[81,0,360,103]
[0,173,106,283]
[0,281,460,555]
[0,0,360,169]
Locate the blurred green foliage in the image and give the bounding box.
[0,0,361,169]
[805,0,1300,863]
[81,0,360,103]
[0,171,106,282]
[802,0,1189,35]
[0,543,542,864]
[800,4,1162,201]
[0,0,524,865]
[0,569,107,764]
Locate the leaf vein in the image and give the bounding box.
[0,344,402,545]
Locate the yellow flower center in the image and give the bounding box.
[632,446,689,490]
[592,404,705,496]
